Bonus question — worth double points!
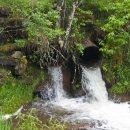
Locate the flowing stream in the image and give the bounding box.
[35,66,130,130]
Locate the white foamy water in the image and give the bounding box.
[81,66,108,103]
[41,66,130,130]
[47,66,66,101]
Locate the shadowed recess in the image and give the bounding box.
[79,44,103,67]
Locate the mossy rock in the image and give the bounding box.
[0,43,16,53]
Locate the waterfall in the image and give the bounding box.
[40,66,66,101]
[48,66,66,101]
[81,66,108,103]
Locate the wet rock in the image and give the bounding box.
[62,67,72,94]
[109,94,130,103]
[73,88,86,97]
[52,106,73,116]
[33,80,48,92]
[33,75,51,99]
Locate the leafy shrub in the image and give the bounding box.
[108,63,130,94]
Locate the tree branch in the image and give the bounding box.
[63,0,83,50]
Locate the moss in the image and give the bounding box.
[0,44,16,52]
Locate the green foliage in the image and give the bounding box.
[15,108,67,130]
[115,64,130,84]
[77,8,93,27]
[89,0,130,94]
[0,67,45,114]
[75,82,81,89]
[71,7,93,41]
[0,0,130,94]
[0,27,4,32]
[0,0,65,65]
[0,108,67,130]
[98,0,130,56]
[109,63,130,94]
[71,17,84,41]
[14,39,26,48]
[1,0,64,45]
[109,85,127,94]
[75,43,84,55]
[0,80,33,114]
[15,108,43,130]
[45,118,67,130]
[0,111,11,130]
[109,83,130,95]
[29,52,39,64]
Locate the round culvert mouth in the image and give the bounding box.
[79,44,103,68]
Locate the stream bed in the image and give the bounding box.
[11,66,130,130]
[16,94,130,130]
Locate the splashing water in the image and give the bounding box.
[42,66,66,101]
[38,66,130,130]
[81,66,108,103]
[48,66,66,101]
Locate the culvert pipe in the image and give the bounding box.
[79,43,103,68]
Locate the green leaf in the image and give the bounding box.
[123,81,129,86]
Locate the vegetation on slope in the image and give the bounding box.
[0,0,130,129]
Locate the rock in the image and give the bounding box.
[73,88,86,97]
[51,106,73,116]
[13,56,28,76]
[11,51,22,62]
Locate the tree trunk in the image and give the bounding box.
[63,0,83,50]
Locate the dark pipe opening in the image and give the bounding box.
[79,45,103,68]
